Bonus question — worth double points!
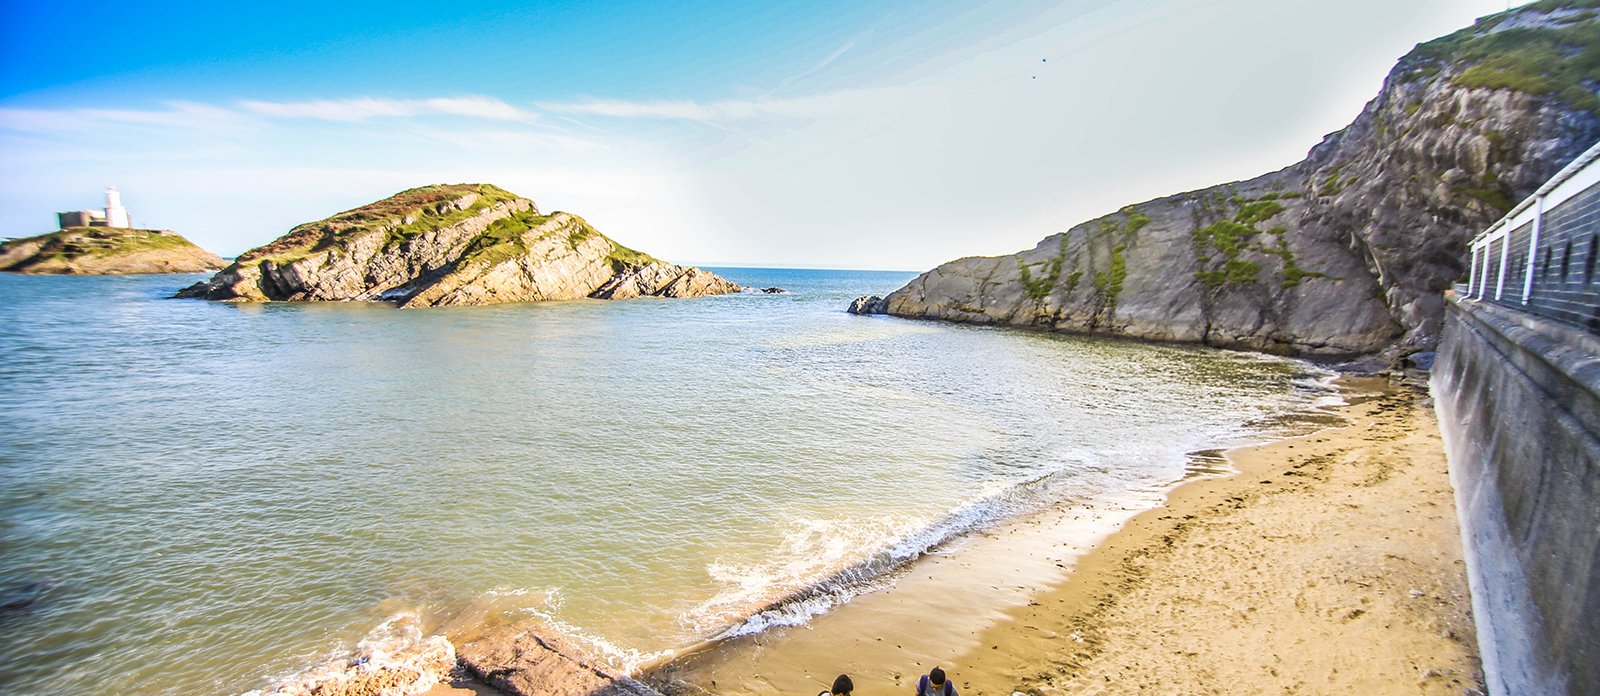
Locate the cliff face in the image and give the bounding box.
[177,184,740,306]
[0,227,224,275]
[855,2,1600,360]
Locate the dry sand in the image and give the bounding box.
[652,378,1483,695]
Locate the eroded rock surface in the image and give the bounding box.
[177,184,739,307]
[0,227,224,275]
[848,295,888,315]
[457,622,659,696]
[245,615,455,696]
[862,3,1600,360]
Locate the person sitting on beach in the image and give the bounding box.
[819,673,853,696]
[916,666,958,696]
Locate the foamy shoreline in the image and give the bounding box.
[640,377,1482,695]
[246,368,1348,696]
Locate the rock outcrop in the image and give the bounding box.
[0,227,224,275]
[854,2,1600,360]
[848,295,888,315]
[457,622,660,696]
[176,184,740,306]
[245,614,456,696]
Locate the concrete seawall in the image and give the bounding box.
[1432,295,1600,696]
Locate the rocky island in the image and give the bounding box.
[852,2,1600,362]
[0,227,225,275]
[177,184,740,306]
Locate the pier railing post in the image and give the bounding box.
[1497,233,1510,300]
[1524,195,1543,304]
[1480,242,1493,298]
[1470,245,1480,298]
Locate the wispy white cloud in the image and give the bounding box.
[537,98,776,122]
[236,96,534,122]
[0,101,249,135]
[0,95,545,139]
[535,89,893,125]
[775,33,868,92]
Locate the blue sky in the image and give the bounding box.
[2,0,1513,268]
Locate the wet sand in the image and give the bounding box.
[651,378,1483,695]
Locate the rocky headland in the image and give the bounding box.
[0,227,224,275]
[852,1,1600,362]
[177,184,740,306]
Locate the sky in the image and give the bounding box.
[0,0,1516,270]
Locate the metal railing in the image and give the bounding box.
[1465,140,1600,333]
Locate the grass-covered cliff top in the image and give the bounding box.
[2,227,200,260]
[239,183,525,264]
[233,183,664,273]
[1401,0,1600,113]
[454,209,660,271]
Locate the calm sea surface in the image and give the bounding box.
[0,268,1335,694]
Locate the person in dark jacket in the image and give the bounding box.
[916,666,957,696]
[819,673,853,696]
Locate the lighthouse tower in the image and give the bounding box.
[104,186,130,228]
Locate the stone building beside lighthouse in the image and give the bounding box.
[57,187,133,229]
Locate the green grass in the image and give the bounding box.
[1258,230,1326,288]
[605,239,659,269]
[242,183,523,265]
[22,227,199,262]
[1092,243,1128,304]
[1319,171,1347,197]
[1018,256,1060,301]
[1018,206,1145,306]
[1121,206,1151,234]
[454,210,548,268]
[1191,201,1324,288]
[1194,259,1261,287]
[1460,171,1516,212]
[1192,219,1255,259]
[1234,200,1285,225]
[1017,235,1076,302]
[1407,6,1600,114]
[441,208,663,272]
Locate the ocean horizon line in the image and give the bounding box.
[681,262,925,273]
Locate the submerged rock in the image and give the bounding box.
[457,621,659,696]
[760,287,787,294]
[176,184,740,307]
[0,579,57,614]
[859,3,1600,360]
[0,227,224,275]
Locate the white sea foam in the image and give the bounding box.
[241,612,454,696]
[686,464,1130,641]
[679,359,1342,646]
[512,595,676,674]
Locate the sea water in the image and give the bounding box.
[0,268,1336,694]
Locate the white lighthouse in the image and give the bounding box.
[104,186,130,228]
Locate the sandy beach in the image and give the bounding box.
[650,377,1484,695]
